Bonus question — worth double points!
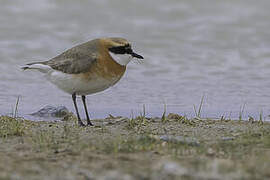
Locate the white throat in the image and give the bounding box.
[109,52,133,66]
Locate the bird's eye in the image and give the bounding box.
[125,47,132,54]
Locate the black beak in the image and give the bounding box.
[131,52,144,59]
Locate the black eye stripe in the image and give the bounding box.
[109,45,131,54]
[109,46,125,54]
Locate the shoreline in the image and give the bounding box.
[0,113,270,179]
[4,106,270,122]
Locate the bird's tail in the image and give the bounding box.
[22,62,52,73]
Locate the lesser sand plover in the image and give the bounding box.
[22,37,144,126]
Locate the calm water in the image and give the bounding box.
[1,0,270,120]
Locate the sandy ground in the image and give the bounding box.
[0,113,270,180]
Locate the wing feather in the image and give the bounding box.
[43,40,99,74]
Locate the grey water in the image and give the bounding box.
[1,0,270,120]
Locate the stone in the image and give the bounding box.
[221,137,235,141]
[31,105,69,118]
[159,135,200,146]
[162,161,188,176]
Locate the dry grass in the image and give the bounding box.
[0,114,270,179]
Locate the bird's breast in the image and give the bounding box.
[82,53,126,81]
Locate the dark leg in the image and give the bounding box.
[72,93,85,126]
[82,95,93,126]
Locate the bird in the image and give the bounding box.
[22,37,144,126]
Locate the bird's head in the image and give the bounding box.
[101,37,144,66]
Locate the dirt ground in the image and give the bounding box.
[0,113,270,180]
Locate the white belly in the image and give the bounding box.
[46,70,121,95]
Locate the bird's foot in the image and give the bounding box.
[78,121,86,127]
[86,121,94,126]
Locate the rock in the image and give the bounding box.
[221,137,234,141]
[207,148,215,156]
[159,135,200,146]
[31,105,69,118]
[106,117,128,125]
[152,160,188,179]
[162,161,188,176]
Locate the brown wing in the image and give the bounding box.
[43,39,99,74]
